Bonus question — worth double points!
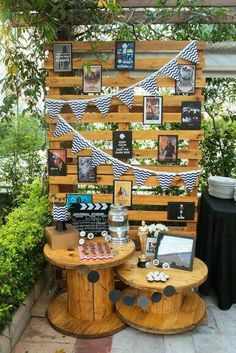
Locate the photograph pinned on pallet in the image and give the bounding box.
[143,96,163,125]
[175,64,196,95]
[48,149,67,176]
[181,101,201,130]
[83,64,102,93]
[53,43,72,72]
[167,202,195,220]
[66,194,93,211]
[113,180,132,207]
[158,135,178,163]
[115,41,135,71]
[113,131,133,159]
[155,233,196,271]
[77,156,97,183]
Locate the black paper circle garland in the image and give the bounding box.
[87,270,100,283]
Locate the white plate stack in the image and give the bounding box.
[208,176,236,199]
[234,187,236,202]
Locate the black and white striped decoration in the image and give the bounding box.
[54,118,72,137]
[68,100,88,120]
[133,168,153,188]
[53,204,68,221]
[159,59,180,82]
[71,134,90,153]
[93,96,112,116]
[139,74,157,96]
[113,160,129,179]
[45,99,64,118]
[157,173,175,192]
[91,148,110,168]
[181,171,200,191]
[179,41,199,64]
[117,87,135,109]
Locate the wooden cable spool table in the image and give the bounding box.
[115,252,208,334]
[44,238,135,338]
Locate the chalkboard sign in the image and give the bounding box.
[167,202,195,220]
[113,131,133,159]
[70,203,110,236]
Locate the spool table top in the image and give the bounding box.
[116,252,208,292]
[44,238,135,270]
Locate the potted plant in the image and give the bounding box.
[145,223,169,257]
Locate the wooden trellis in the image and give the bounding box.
[45,40,205,238]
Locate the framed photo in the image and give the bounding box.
[53,43,72,73]
[48,149,67,176]
[77,156,97,183]
[66,194,93,210]
[181,101,201,130]
[83,65,102,93]
[113,180,132,207]
[167,202,195,220]
[115,41,135,71]
[158,135,178,163]
[155,232,196,271]
[175,64,196,94]
[143,96,163,125]
[113,131,133,159]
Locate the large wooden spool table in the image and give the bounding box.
[115,253,208,334]
[44,239,135,338]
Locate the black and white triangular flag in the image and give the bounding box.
[93,96,112,116]
[181,171,199,191]
[53,204,68,222]
[159,59,180,82]
[91,148,110,168]
[72,134,90,154]
[139,74,157,96]
[54,118,72,137]
[113,160,129,179]
[68,100,88,120]
[117,87,135,109]
[45,99,64,118]
[133,168,153,188]
[179,41,199,64]
[156,173,175,192]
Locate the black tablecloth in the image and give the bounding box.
[196,192,236,310]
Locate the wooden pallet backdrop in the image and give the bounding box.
[45,40,205,238]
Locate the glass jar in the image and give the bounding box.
[108,204,129,243]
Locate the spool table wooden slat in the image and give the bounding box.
[115,253,208,334]
[44,239,135,338]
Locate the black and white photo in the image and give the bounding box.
[175,64,196,94]
[181,101,201,129]
[167,202,195,220]
[77,156,97,183]
[53,43,72,72]
[83,65,102,93]
[143,96,163,125]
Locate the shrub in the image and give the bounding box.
[0,179,51,330]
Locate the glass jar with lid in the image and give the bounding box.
[108,204,129,243]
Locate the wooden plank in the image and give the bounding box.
[48,129,204,141]
[46,74,205,89]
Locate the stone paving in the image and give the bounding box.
[11,291,236,353]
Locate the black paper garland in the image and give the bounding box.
[109,289,121,302]
[164,285,176,297]
[151,292,162,303]
[123,296,136,306]
[137,295,149,309]
[87,271,100,283]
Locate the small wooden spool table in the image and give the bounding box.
[115,252,208,334]
[44,239,135,338]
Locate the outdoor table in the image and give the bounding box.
[115,252,208,334]
[196,191,236,310]
[44,238,135,338]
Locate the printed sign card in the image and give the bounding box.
[113,131,133,159]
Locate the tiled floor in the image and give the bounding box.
[12,291,236,353]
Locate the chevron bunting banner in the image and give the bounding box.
[138,74,158,96]
[179,41,199,64]
[157,173,175,192]
[54,118,73,137]
[133,168,153,188]
[68,100,88,120]
[93,96,112,116]
[117,87,135,109]
[181,171,200,191]
[113,160,130,179]
[91,148,110,168]
[45,99,64,118]
[53,204,68,222]
[159,59,180,82]
[72,134,90,153]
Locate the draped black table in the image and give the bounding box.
[196,192,236,310]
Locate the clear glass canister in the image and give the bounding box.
[108,204,129,243]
